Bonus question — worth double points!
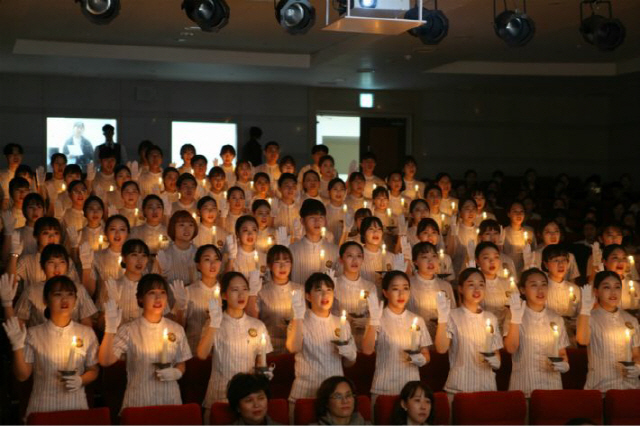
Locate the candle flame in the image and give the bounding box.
[482,212,487,219]
[503,268,509,277]
[343,204,347,213]
[387,208,392,217]
[630,280,635,291]
[439,249,444,258]
[214,286,220,298]
[524,231,529,241]
[510,277,516,289]
[414,184,419,192]
[192,212,197,220]
[62,183,66,191]
[320,249,325,260]
[401,198,405,207]
[72,335,77,347]
[268,198,272,205]
[134,208,139,216]
[552,324,559,335]
[261,332,266,345]
[382,244,387,255]
[373,183,377,190]
[254,251,259,262]
[364,201,368,209]
[341,310,347,322]
[625,328,631,339]
[223,191,227,198]
[158,234,163,242]
[321,227,326,237]
[411,317,418,331]
[629,255,635,265]
[163,328,168,340]
[451,201,455,210]
[158,177,162,185]
[267,236,273,246]
[109,185,114,192]
[360,289,366,300]
[212,226,217,235]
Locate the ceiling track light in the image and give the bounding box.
[75,0,120,24]
[182,0,230,32]
[579,0,625,51]
[404,0,449,45]
[493,0,535,47]
[275,0,316,34]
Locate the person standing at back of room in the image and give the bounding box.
[241,126,263,167]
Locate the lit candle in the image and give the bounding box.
[363,201,368,209]
[158,177,163,186]
[98,235,104,250]
[625,328,632,362]
[359,289,366,315]
[440,213,445,223]
[250,180,254,190]
[503,268,509,278]
[259,333,267,367]
[158,234,163,246]
[253,251,259,264]
[386,208,392,218]
[62,183,66,191]
[484,318,493,353]
[339,310,347,341]
[509,277,516,292]
[320,249,325,261]
[223,191,228,199]
[134,208,139,217]
[629,255,635,267]
[212,226,217,238]
[321,227,326,238]
[214,285,220,302]
[551,324,559,356]
[109,185,114,192]
[524,231,529,244]
[414,184,419,193]
[268,197,272,205]
[439,249,444,259]
[267,236,273,246]
[160,328,169,364]
[451,201,455,212]
[343,204,347,213]
[373,183,377,190]
[192,212,197,220]
[630,280,636,299]
[476,228,480,235]
[401,198,405,208]
[569,286,576,303]
[65,336,77,371]
[482,212,487,219]
[118,255,123,265]
[410,317,419,351]
[381,244,387,256]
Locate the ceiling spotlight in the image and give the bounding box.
[493,4,535,47]
[579,0,625,51]
[404,6,449,45]
[75,0,120,24]
[182,0,230,32]
[359,0,377,8]
[275,0,315,34]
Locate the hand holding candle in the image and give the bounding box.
[410,317,420,352]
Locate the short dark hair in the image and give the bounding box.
[299,198,326,219]
[227,373,271,414]
[339,241,363,257]
[249,127,263,139]
[412,241,437,261]
[136,274,168,308]
[208,166,226,179]
[51,153,67,164]
[34,217,62,238]
[479,219,501,234]
[180,143,196,156]
[277,173,297,188]
[594,270,621,289]
[167,210,198,241]
[102,124,114,132]
[197,195,217,211]
[417,218,439,235]
[163,166,180,179]
[235,215,258,236]
[251,199,270,213]
[305,272,335,295]
[63,164,82,178]
[9,176,29,196]
[177,173,197,188]
[359,216,383,244]
[435,172,451,183]
[67,179,87,195]
[142,194,163,210]
[227,186,245,199]
[137,140,154,156]
[381,271,410,305]
[602,243,626,262]
[264,140,279,150]
[83,195,105,214]
[43,276,76,319]
[361,151,377,162]
[122,239,150,267]
[120,180,139,194]
[315,376,357,420]
[3,143,23,156]
[518,267,547,289]
[372,186,389,200]
[22,193,44,218]
[195,244,222,263]
[318,155,334,167]
[458,267,485,290]
[266,245,293,266]
[328,177,346,192]
[220,144,236,156]
[220,271,249,311]
[348,172,365,183]
[145,144,163,160]
[541,244,569,270]
[391,381,435,425]
[98,146,117,160]
[424,185,442,198]
[191,154,207,166]
[40,244,69,270]
[105,214,131,234]
[475,241,499,259]
[311,144,328,155]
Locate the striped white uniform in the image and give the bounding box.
[370,308,432,395]
[24,321,98,417]
[326,204,349,244]
[79,225,104,252]
[256,227,275,254]
[439,197,459,216]
[505,306,570,397]
[361,247,394,295]
[92,172,116,194]
[221,164,236,187]
[408,274,456,339]
[137,170,163,197]
[402,180,425,200]
[451,223,478,275]
[118,207,144,228]
[192,223,228,251]
[345,194,367,212]
[130,223,169,255]
[584,307,640,392]
[235,247,267,280]
[289,237,339,286]
[482,276,510,332]
[500,253,517,282]
[502,226,537,274]
[161,190,180,206]
[171,200,197,216]
[112,316,192,409]
[202,313,273,406]
[222,212,243,235]
[333,275,377,350]
[16,252,81,290]
[388,194,409,217]
[183,281,219,351]
[444,307,503,393]
[14,226,38,256]
[532,248,580,281]
[15,280,97,327]
[547,278,581,343]
[256,281,303,354]
[61,208,87,231]
[97,275,143,325]
[91,248,125,303]
[289,310,357,401]
[363,175,385,199]
[157,243,198,285]
[272,200,300,236]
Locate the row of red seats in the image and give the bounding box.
[26,389,640,425]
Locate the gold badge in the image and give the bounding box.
[326,260,333,268]
[363,290,370,299]
[334,328,341,338]
[248,328,258,338]
[168,332,176,342]
[75,338,84,348]
[386,263,392,271]
[260,266,267,274]
[625,322,635,330]
[217,240,224,248]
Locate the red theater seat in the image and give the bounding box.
[372,392,450,425]
[420,349,449,392]
[120,403,202,425]
[180,356,212,404]
[294,395,371,425]
[267,352,296,399]
[530,389,602,425]
[495,349,512,391]
[453,391,526,425]
[210,398,289,425]
[27,407,111,425]
[101,360,127,422]
[344,352,376,396]
[563,347,588,390]
[605,389,640,425]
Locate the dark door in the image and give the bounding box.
[360,117,407,178]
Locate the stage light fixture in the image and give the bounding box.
[404,5,449,45]
[275,0,316,34]
[76,0,120,24]
[579,0,625,51]
[182,0,230,32]
[359,0,377,8]
[493,9,535,47]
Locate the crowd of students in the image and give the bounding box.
[0,137,639,425]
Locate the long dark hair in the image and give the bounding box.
[390,381,435,425]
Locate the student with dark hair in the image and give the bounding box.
[225,215,266,278]
[222,186,248,235]
[191,154,209,199]
[156,210,198,286]
[226,373,278,425]
[435,172,457,217]
[178,143,196,175]
[255,141,281,183]
[251,198,275,254]
[3,176,30,228]
[138,145,164,197]
[1,142,24,204]
[61,180,89,230]
[91,146,117,194]
[93,123,126,165]
[172,173,198,215]
[53,164,83,218]
[301,170,323,202]
[273,173,300,235]
[318,155,336,200]
[44,152,68,203]
[298,144,329,187]
[346,172,367,212]
[600,244,637,310]
[129,195,169,255]
[220,144,238,187]
[358,216,393,291]
[360,152,384,200]
[313,376,368,425]
[401,156,425,201]
[502,201,537,274]
[192,195,228,249]
[1,193,44,263]
[390,381,435,425]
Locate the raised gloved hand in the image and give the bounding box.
[275,226,289,247]
[466,240,477,268]
[409,352,427,367]
[66,226,80,249]
[79,242,94,270]
[591,242,602,267]
[62,374,83,392]
[208,298,223,328]
[261,364,275,381]
[248,270,262,296]
[336,341,357,361]
[105,279,122,303]
[104,299,122,334]
[156,367,183,382]
[326,268,337,282]
[220,201,229,219]
[129,161,140,180]
[523,244,534,270]
[2,317,26,351]
[170,279,187,311]
[400,236,411,261]
[291,290,306,320]
[551,361,570,373]
[449,215,458,237]
[436,291,451,324]
[1,210,15,236]
[36,166,46,188]
[367,293,384,327]
[344,213,355,234]
[509,292,525,325]
[225,235,237,260]
[624,363,640,378]
[483,353,501,370]
[0,274,17,308]
[293,220,304,241]
[86,161,96,182]
[392,253,406,272]
[580,284,595,316]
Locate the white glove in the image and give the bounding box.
[498,225,506,246]
[269,198,279,218]
[337,342,357,361]
[509,292,525,325]
[449,215,458,237]
[156,367,183,382]
[262,364,275,381]
[248,270,262,296]
[160,194,172,217]
[400,236,411,261]
[552,361,570,373]
[348,160,358,175]
[344,213,355,233]
[10,233,23,256]
[220,202,229,219]
[225,235,237,259]
[213,158,219,167]
[397,214,408,236]
[208,299,223,328]
[591,242,602,266]
[624,364,640,378]
[326,268,336,282]
[466,240,476,263]
[436,291,451,323]
[0,274,17,308]
[483,353,501,370]
[367,293,384,326]
[86,161,96,182]
[580,284,595,316]
[66,226,80,249]
[79,242,94,269]
[63,374,83,392]
[105,279,122,303]
[276,226,290,247]
[409,353,427,367]
[523,244,534,269]
[129,161,140,180]
[2,317,26,351]
[170,280,187,311]
[293,220,304,240]
[393,253,406,272]
[104,299,122,334]
[291,290,306,320]
[36,166,46,188]
[156,250,169,274]
[1,210,16,236]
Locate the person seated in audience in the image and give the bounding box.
[414,219,454,282]
[227,372,280,425]
[137,144,164,197]
[298,144,329,187]
[172,173,198,215]
[129,195,169,255]
[390,381,435,425]
[529,219,580,282]
[345,172,367,212]
[313,376,369,425]
[178,143,196,175]
[191,154,209,199]
[318,155,336,200]
[118,180,144,227]
[251,199,275,254]
[156,210,198,285]
[99,273,192,410]
[401,156,425,201]
[435,173,457,217]
[3,275,99,419]
[360,152,385,200]
[577,271,640,392]
[0,143,24,207]
[193,196,227,250]
[503,268,570,397]
[220,144,237,187]
[475,242,510,329]
[502,201,537,274]
[255,141,282,184]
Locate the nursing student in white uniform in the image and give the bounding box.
[224,215,267,279]
[400,156,425,201]
[129,195,169,256]
[503,268,570,398]
[192,196,228,251]
[475,242,511,330]
[413,218,455,283]
[156,210,199,285]
[502,201,537,274]
[4,275,99,419]
[287,272,357,419]
[358,216,394,294]
[530,220,579,282]
[577,271,640,392]
[99,273,192,411]
[404,199,430,247]
[599,244,640,311]
[197,271,273,423]
[448,198,479,275]
[434,268,503,398]
[362,270,431,411]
